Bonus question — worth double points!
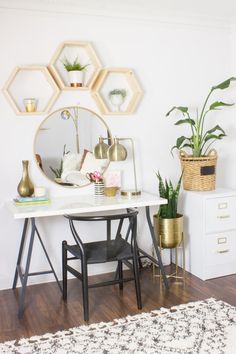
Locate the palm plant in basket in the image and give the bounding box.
[153,172,183,249]
[166,77,236,191]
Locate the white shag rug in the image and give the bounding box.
[1,298,236,354]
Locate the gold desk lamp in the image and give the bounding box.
[94,136,141,197]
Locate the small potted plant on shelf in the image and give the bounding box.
[108,88,127,111]
[62,57,90,87]
[166,77,236,191]
[154,172,183,249]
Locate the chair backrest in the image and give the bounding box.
[64,209,138,254]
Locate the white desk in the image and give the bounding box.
[6,192,167,317]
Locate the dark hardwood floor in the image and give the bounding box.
[1,265,236,343]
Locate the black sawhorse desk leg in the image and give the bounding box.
[12,217,62,318]
[144,206,168,289]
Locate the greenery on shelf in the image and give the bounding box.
[108,88,127,98]
[50,144,70,178]
[166,77,236,157]
[156,172,182,219]
[62,57,89,72]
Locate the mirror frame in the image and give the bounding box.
[34,105,112,188]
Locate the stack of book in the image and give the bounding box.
[13,196,50,206]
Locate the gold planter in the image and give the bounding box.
[153,214,183,249]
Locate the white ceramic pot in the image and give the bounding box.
[110,94,124,111]
[68,70,84,87]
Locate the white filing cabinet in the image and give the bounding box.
[181,188,236,280]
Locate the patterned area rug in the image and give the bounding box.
[1,298,236,353]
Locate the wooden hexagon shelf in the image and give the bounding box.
[3,66,60,115]
[92,68,142,115]
[49,41,102,90]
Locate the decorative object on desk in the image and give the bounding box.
[94,180,105,196]
[108,88,127,112]
[62,56,89,87]
[104,186,119,197]
[94,136,141,197]
[104,170,121,187]
[166,77,236,191]
[1,299,236,354]
[23,98,37,112]
[34,186,46,197]
[14,195,50,206]
[86,170,104,196]
[17,160,34,197]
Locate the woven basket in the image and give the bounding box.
[180,149,217,191]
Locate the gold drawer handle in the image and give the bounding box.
[217,249,229,254]
[217,215,230,219]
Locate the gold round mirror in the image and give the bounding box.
[34,106,112,187]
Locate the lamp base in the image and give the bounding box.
[121,190,141,197]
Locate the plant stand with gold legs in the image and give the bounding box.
[153,233,185,283]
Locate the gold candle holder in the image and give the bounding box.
[23,98,37,112]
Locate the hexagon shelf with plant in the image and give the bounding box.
[49,41,102,90]
[3,66,60,115]
[92,68,142,115]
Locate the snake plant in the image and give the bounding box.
[156,172,182,219]
[166,77,236,157]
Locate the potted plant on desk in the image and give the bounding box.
[166,77,236,191]
[154,172,183,249]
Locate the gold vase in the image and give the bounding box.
[153,214,183,249]
[17,160,34,197]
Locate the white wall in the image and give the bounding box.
[0,4,235,290]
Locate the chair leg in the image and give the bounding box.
[62,241,67,301]
[118,261,123,290]
[138,250,143,269]
[133,250,142,310]
[81,256,89,321]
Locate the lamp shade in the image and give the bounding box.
[93,137,109,159]
[108,137,127,161]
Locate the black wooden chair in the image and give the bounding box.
[62,209,142,321]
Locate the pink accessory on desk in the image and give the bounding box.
[86,171,103,183]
